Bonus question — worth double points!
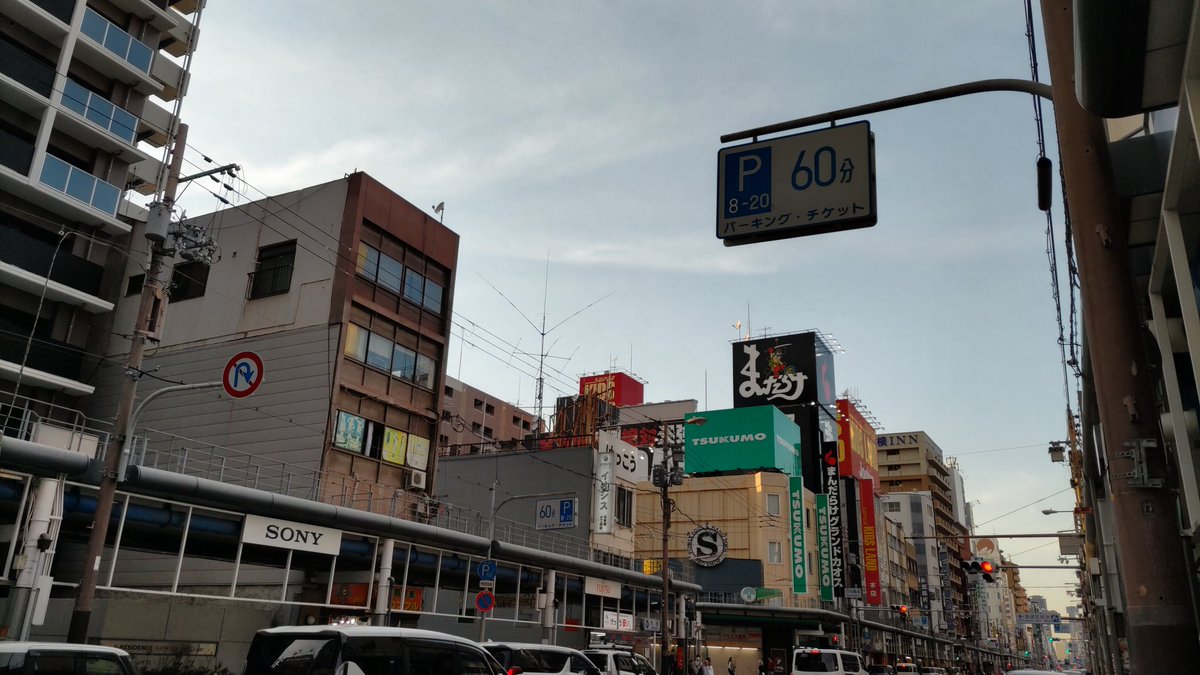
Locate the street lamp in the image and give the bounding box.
[1041,509,1072,516]
[653,416,705,674]
[478,485,571,641]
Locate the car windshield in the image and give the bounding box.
[244,635,340,675]
[793,653,839,673]
[584,656,606,670]
[486,648,571,674]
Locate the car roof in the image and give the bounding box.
[485,643,585,655]
[257,625,482,647]
[0,643,130,656]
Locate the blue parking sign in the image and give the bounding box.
[722,147,772,219]
[560,499,574,523]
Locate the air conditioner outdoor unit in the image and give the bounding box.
[406,470,427,490]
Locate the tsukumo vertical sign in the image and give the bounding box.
[789,476,807,593]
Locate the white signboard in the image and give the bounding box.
[1017,611,1062,625]
[593,452,615,534]
[603,610,635,631]
[585,576,622,599]
[717,121,876,245]
[242,514,343,555]
[598,430,647,482]
[536,497,578,530]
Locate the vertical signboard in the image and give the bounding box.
[843,477,862,594]
[823,441,844,597]
[860,482,882,605]
[789,476,807,593]
[816,494,833,601]
[593,452,615,534]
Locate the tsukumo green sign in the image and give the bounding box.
[683,405,802,476]
[790,476,807,592]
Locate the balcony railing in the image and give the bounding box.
[0,330,84,383]
[248,264,294,299]
[31,0,75,24]
[80,8,153,74]
[0,34,54,97]
[0,126,35,175]
[38,154,120,216]
[61,79,138,144]
[0,223,104,296]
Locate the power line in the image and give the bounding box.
[974,488,1073,528]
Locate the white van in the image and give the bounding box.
[791,648,868,675]
[0,643,139,675]
[244,625,506,675]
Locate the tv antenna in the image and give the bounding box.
[479,259,614,433]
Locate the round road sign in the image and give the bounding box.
[474,590,495,613]
[223,351,265,399]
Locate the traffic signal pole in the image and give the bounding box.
[1039,0,1200,670]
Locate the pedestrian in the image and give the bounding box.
[757,660,766,675]
[702,658,715,675]
[727,658,735,675]
[690,656,702,675]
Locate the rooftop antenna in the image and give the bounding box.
[480,257,614,435]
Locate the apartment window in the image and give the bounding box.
[474,398,484,411]
[403,268,424,305]
[125,274,144,296]
[415,354,435,388]
[886,502,901,513]
[170,261,208,301]
[483,426,493,438]
[366,332,392,370]
[512,415,522,427]
[616,486,633,527]
[249,240,296,299]
[423,279,443,313]
[471,422,482,434]
[444,386,454,398]
[766,493,781,517]
[391,344,417,380]
[343,323,439,390]
[344,324,367,360]
[768,541,783,565]
[378,254,404,294]
[888,464,901,471]
[522,420,531,430]
[357,243,379,279]
[485,403,495,416]
[886,449,899,456]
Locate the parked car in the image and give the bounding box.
[790,648,868,675]
[581,648,657,675]
[484,642,601,675]
[244,625,506,675]
[865,665,895,675]
[892,665,919,674]
[0,643,140,675]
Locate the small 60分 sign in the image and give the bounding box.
[223,351,264,398]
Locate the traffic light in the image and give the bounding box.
[1047,637,1057,644]
[979,560,995,583]
[890,604,909,620]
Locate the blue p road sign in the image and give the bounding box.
[559,498,574,523]
[478,559,497,581]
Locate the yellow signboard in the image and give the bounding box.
[382,427,407,465]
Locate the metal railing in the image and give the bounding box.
[130,427,675,577]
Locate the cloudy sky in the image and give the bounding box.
[170,1,1081,614]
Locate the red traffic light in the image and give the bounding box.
[899,605,908,615]
[980,561,995,574]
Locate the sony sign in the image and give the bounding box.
[242,514,342,555]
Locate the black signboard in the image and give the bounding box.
[822,439,844,597]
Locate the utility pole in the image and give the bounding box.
[652,422,688,675]
[67,124,189,643]
[1039,1,1200,671]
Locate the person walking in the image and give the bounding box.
[727,658,735,675]
[702,658,715,675]
[756,661,766,675]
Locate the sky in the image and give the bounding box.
[168,1,1082,615]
